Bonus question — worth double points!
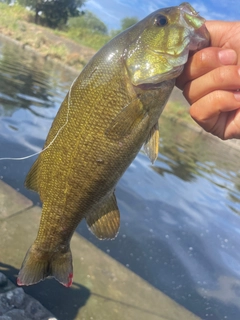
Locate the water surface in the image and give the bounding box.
[1,38,240,320]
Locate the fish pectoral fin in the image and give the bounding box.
[144,122,159,164]
[25,158,40,192]
[105,99,146,140]
[85,193,120,240]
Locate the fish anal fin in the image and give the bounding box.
[105,99,145,140]
[17,243,73,287]
[144,122,159,164]
[86,193,120,240]
[25,159,40,192]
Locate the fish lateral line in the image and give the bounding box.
[0,76,77,162]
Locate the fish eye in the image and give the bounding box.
[155,14,168,27]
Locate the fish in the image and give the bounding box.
[17,2,210,287]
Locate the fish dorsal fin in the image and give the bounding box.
[85,193,120,240]
[105,99,146,140]
[144,122,159,164]
[25,158,40,192]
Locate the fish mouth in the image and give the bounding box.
[179,2,199,15]
[178,2,210,50]
[189,24,210,51]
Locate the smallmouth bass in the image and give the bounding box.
[18,2,210,286]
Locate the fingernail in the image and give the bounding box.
[218,49,237,65]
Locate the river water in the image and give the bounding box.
[0,38,240,320]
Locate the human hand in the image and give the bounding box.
[176,21,240,139]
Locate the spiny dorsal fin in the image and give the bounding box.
[144,122,159,164]
[105,99,146,140]
[85,193,120,240]
[25,158,39,192]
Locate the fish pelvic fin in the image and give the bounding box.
[86,193,120,240]
[25,158,40,192]
[17,243,73,287]
[144,122,159,164]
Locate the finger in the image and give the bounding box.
[183,65,240,104]
[190,90,240,136]
[176,48,237,90]
[205,21,240,64]
[223,108,240,139]
[205,21,240,47]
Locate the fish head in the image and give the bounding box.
[125,2,210,86]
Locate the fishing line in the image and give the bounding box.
[0,77,77,162]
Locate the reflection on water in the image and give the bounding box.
[0,41,53,118]
[1,38,240,320]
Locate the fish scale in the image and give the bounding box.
[17,2,210,287]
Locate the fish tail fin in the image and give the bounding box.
[17,243,73,287]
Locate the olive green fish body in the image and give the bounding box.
[18,2,210,286]
[33,50,175,246]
